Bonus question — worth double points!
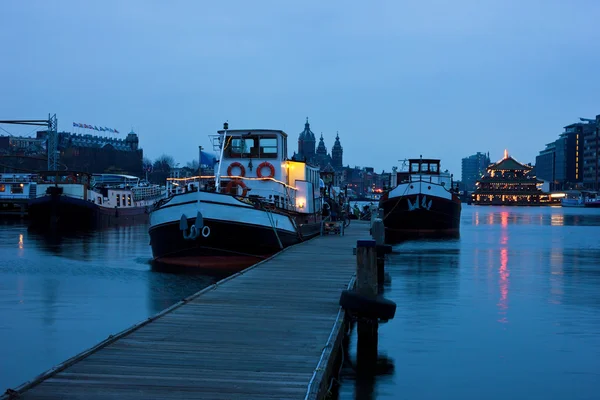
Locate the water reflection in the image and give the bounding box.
[0,220,215,389]
[498,248,509,323]
[475,207,600,227]
[338,206,600,400]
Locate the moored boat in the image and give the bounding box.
[561,190,587,207]
[379,157,461,243]
[0,173,37,217]
[27,171,165,229]
[584,192,600,208]
[148,124,324,270]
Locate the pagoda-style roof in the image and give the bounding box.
[488,155,532,171]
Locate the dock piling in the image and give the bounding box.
[355,239,379,372]
[371,218,390,288]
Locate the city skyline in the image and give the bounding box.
[2,1,600,176]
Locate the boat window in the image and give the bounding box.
[227,137,255,158]
[421,164,429,172]
[430,163,438,173]
[128,194,132,206]
[97,196,102,205]
[116,194,121,207]
[11,184,24,194]
[411,163,419,173]
[259,137,278,158]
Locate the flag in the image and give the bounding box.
[72,122,77,127]
[104,127,110,132]
[94,126,99,131]
[78,123,83,128]
[114,129,119,134]
[99,127,105,131]
[200,151,217,166]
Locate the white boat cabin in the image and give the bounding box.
[0,173,38,200]
[392,158,454,189]
[168,128,322,214]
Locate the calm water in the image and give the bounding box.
[0,222,217,390]
[339,205,600,400]
[2,207,600,397]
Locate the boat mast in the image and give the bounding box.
[214,122,229,191]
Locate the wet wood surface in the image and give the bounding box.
[10,221,370,400]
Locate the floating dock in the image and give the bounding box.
[4,221,370,400]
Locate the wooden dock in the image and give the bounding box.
[5,221,370,400]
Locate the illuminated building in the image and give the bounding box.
[472,150,552,205]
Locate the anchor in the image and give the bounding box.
[180,211,209,240]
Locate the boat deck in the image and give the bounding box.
[6,222,370,400]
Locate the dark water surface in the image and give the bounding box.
[0,222,216,390]
[339,205,600,400]
[2,206,600,398]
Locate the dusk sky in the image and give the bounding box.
[2,0,600,176]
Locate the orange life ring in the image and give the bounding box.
[257,162,275,179]
[66,174,76,183]
[227,162,246,177]
[223,179,248,197]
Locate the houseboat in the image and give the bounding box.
[148,123,324,270]
[27,172,165,229]
[0,173,37,217]
[379,157,461,243]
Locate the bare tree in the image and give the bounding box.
[186,160,199,170]
[143,157,153,172]
[153,154,175,172]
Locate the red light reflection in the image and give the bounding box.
[498,247,509,323]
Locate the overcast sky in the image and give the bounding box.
[2,0,599,176]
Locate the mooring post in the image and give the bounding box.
[371,218,386,287]
[369,205,378,227]
[356,239,378,373]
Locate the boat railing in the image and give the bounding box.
[0,194,32,200]
[166,175,299,210]
[0,176,37,183]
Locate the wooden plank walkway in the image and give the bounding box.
[6,221,370,400]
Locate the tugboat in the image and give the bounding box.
[148,123,324,270]
[27,171,165,229]
[379,157,461,243]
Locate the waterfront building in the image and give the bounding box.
[536,119,592,191]
[581,115,600,190]
[472,150,549,205]
[37,129,143,176]
[535,142,556,188]
[461,152,490,192]
[554,124,584,190]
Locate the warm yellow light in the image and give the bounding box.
[166,175,298,190]
[296,197,306,208]
[550,193,566,198]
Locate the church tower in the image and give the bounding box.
[298,118,316,161]
[316,133,328,168]
[332,132,343,169]
[316,134,327,157]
